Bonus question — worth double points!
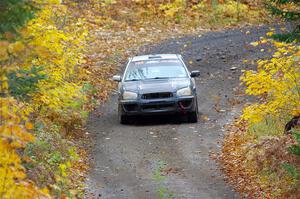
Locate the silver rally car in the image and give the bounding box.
[113,54,200,124]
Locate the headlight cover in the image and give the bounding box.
[123,91,138,100]
[177,87,192,96]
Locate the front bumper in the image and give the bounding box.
[119,96,197,116]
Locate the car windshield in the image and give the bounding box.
[124,59,188,81]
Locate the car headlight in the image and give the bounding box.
[177,87,192,96]
[123,91,138,100]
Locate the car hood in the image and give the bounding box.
[122,78,191,94]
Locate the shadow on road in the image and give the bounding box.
[124,112,204,126]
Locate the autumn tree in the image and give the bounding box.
[0,0,51,197]
[241,39,300,135]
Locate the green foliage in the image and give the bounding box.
[151,160,173,199]
[0,0,36,35]
[267,0,300,41]
[248,117,285,140]
[271,33,300,42]
[292,128,300,143]
[157,186,174,199]
[267,0,300,20]
[152,161,167,182]
[81,82,93,93]
[282,163,299,179]
[271,26,300,42]
[48,151,63,165]
[289,145,300,155]
[23,124,78,197]
[7,66,47,100]
[289,129,300,155]
[282,129,300,190]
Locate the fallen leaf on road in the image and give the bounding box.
[250,41,259,46]
[161,167,181,175]
[214,95,222,112]
[227,98,242,106]
[201,115,209,121]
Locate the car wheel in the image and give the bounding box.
[188,111,198,123]
[188,98,198,123]
[120,115,130,124]
[118,104,131,124]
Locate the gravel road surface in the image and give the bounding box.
[85,26,275,199]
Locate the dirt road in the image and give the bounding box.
[85,26,273,199]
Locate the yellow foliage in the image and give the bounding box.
[216,0,248,18]
[266,31,274,37]
[10,0,89,123]
[241,41,300,124]
[0,42,9,61]
[8,42,25,56]
[0,0,89,197]
[0,98,49,199]
[159,0,186,18]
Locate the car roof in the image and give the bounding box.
[131,54,180,62]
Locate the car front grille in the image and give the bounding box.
[141,92,173,100]
[141,102,175,111]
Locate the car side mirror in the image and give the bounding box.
[190,70,200,78]
[113,75,122,82]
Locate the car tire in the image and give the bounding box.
[188,111,198,123]
[188,98,198,123]
[118,104,130,124]
[120,115,130,124]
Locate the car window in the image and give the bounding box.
[124,59,188,81]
